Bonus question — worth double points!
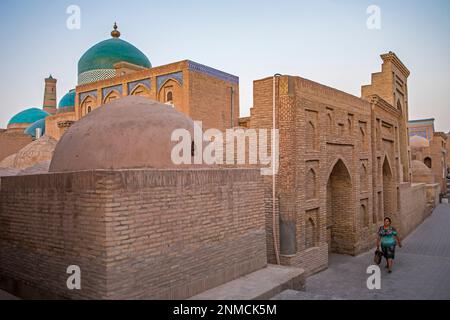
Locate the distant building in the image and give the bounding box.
[409,118,435,140]
[409,118,448,195]
[1,24,239,160]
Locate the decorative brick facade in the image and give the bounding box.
[74,60,239,132]
[247,53,438,275]
[0,49,443,299]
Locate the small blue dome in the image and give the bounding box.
[24,118,46,138]
[59,89,75,108]
[8,108,49,126]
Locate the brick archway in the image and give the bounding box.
[382,157,395,217]
[326,159,354,255]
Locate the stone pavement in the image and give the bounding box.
[191,265,305,300]
[274,203,450,300]
[2,204,450,300]
[0,289,19,300]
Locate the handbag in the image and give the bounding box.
[374,249,384,265]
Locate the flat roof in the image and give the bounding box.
[409,118,435,124]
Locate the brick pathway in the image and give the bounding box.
[274,203,450,300]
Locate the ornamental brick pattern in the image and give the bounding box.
[73,60,239,133]
[247,53,438,275]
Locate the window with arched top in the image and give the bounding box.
[166,91,173,103]
[103,90,120,104]
[360,163,368,191]
[159,79,180,105]
[327,113,333,133]
[81,96,94,117]
[360,125,369,152]
[361,204,369,227]
[424,157,432,169]
[305,218,316,249]
[306,121,317,151]
[306,169,317,200]
[130,85,150,97]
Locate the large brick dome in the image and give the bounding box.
[411,160,435,184]
[0,135,56,170]
[49,96,202,172]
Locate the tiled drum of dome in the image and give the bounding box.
[78,69,117,85]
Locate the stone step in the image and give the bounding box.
[190,265,305,300]
[0,289,19,300]
[272,289,345,300]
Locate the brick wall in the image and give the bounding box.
[250,75,375,274]
[0,131,32,162]
[429,134,447,194]
[248,72,434,275]
[447,141,450,172]
[73,60,239,133]
[411,135,447,196]
[398,183,432,237]
[426,183,440,208]
[189,71,239,131]
[0,169,266,300]
[45,112,76,141]
[0,171,108,299]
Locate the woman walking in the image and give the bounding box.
[377,217,403,273]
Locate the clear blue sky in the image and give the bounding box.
[0,0,449,131]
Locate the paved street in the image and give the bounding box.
[2,204,450,300]
[274,203,450,300]
[0,289,18,300]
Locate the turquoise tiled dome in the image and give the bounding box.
[24,118,46,138]
[59,89,75,108]
[78,38,151,75]
[77,26,151,85]
[8,108,49,126]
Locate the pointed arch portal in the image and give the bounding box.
[382,157,395,217]
[326,159,354,255]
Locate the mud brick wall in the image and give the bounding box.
[398,182,432,237]
[103,169,266,299]
[0,171,108,299]
[0,169,266,300]
[0,131,32,162]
